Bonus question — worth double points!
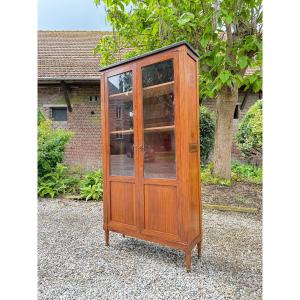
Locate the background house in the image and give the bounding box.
[38,31,105,170]
[38,30,261,171]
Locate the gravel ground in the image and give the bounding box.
[38,199,262,300]
[202,182,262,211]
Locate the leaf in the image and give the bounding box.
[200,36,209,48]
[177,12,194,26]
[249,74,257,84]
[152,22,159,35]
[224,14,233,24]
[219,70,231,84]
[239,56,248,69]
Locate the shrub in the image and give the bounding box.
[38,114,73,177]
[80,170,103,201]
[38,164,79,198]
[201,163,231,186]
[38,109,46,125]
[200,106,215,164]
[231,161,262,184]
[236,100,262,159]
[201,161,262,185]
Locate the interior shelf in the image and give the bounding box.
[143,81,174,99]
[110,125,175,135]
[110,129,133,135]
[144,125,175,132]
[108,81,174,101]
[109,90,132,101]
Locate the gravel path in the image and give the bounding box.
[38,199,262,300]
[202,182,262,211]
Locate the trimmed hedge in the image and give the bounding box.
[200,106,215,164]
[236,100,262,159]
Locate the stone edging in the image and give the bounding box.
[203,203,258,213]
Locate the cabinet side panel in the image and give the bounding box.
[185,54,201,241]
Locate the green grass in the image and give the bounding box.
[201,161,262,186]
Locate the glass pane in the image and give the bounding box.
[142,60,176,179]
[108,71,134,176]
[142,60,174,88]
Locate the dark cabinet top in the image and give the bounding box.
[99,41,199,72]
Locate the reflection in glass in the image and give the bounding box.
[142,60,174,87]
[108,71,134,176]
[142,60,176,179]
[108,71,133,95]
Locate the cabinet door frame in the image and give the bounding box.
[135,50,183,242]
[103,63,140,232]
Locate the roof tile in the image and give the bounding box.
[38,31,110,80]
[38,31,258,80]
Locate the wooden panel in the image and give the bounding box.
[110,181,136,226]
[144,185,178,236]
[186,55,198,144]
[189,151,200,238]
[185,53,201,240]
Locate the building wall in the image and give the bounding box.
[38,83,102,171]
[202,92,262,164]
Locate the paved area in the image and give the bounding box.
[38,199,262,300]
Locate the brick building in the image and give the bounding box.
[38,30,261,171]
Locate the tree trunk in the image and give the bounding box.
[213,85,238,179]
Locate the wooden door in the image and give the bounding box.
[136,52,182,242]
[103,64,140,233]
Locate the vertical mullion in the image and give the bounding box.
[135,62,144,232]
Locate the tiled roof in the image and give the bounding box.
[38,31,111,80]
[38,30,258,80]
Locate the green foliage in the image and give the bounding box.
[94,0,262,97]
[80,170,103,201]
[201,163,231,186]
[38,116,73,177]
[200,106,215,164]
[231,161,262,184]
[38,109,46,125]
[201,161,262,185]
[236,100,262,159]
[38,164,80,198]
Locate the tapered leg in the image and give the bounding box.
[122,234,125,238]
[197,240,202,258]
[185,252,191,272]
[105,230,109,246]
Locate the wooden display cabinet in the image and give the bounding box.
[100,41,202,272]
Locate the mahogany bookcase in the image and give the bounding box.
[100,41,202,272]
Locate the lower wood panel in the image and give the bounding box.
[144,185,178,237]
[110,181,136,227]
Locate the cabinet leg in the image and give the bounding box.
[197,240,202,258]
[122,234,125,238]
[185,252,191,273]
[105,230,109,246]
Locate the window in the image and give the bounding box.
[51,107,67,121]
[116,105,122,120]
[89,96,99,102]
[234,105,240,119]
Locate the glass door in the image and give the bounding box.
[105,67,139,231]
[138,56,180,241]
[108,71,135,176]
[141,59,176,179]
